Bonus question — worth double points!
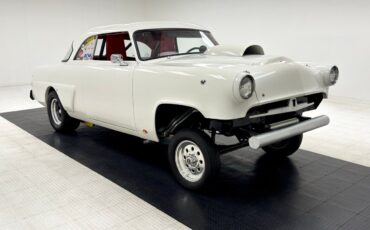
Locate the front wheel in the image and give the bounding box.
[168,129,220,190]
[262,134,303,157]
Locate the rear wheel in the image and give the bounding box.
[168,129,220,190]
[47,90,80,132]
[262,134,303,157]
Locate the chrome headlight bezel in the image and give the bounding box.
[239,75,255,99]
[233,73,255,101]
[325,66,339,85]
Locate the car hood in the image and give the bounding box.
[153,52,325,104]
[154,53,295,75]
[153,43,290,71]
[205,44,265,57]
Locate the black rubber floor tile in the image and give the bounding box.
[328,168,367,184]
[299,161,339,180]
[278,190,324,212]
[2,108,370,230]
[297,169,325,185]
[277,213,339,230]
[310,175,353,196]
[307,202,356,227]
[328,192,370,213]
[340,184,370,202]
[358,175,370,189]
[297,149,324,161]
[341,163,370,176]
[358,205,370,217]
[291,150,323,168]
[297,184,335,201]
[319,157,348,168]
[339,214,370,230]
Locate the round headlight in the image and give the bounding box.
[327,66,339,85]
[239,75,254,99]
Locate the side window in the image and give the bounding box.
[124,39,135,59]
[75,36,97,60]
[137,42,152,59]
[93,32,135,61]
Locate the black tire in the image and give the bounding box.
[168,129,220,190]
[47,90,80,132]
[262,134,303,157]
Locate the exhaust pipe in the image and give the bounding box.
[249,115,330,149]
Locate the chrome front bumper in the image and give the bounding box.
[248,115,330,149]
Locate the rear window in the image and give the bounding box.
[74,32,135,61]
[75,36,97,60]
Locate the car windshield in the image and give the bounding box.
[134,29,218,60]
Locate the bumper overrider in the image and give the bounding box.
[248,115,329,149]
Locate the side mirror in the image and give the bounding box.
[110,54,128,66]
[199,45,207,53]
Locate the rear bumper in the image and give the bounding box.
[248,115,329,149]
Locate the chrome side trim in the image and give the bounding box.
[249,115,329,149]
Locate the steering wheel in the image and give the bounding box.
[186,45,207,54]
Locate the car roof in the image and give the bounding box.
[85,21,207,35]
[71,22,209,62]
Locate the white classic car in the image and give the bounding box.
[31,22,338,189]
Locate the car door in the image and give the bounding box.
[72,32,136,130]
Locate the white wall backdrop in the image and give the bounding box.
[1,0,369,100]
[0,0,145,86]
[142,0,370,100]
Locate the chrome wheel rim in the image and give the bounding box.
[175,140,205,182]
[51,98,62,125]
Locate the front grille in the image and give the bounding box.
[247,93,324,117]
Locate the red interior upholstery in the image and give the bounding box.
[160,35,176,52]
[105,34,127,60]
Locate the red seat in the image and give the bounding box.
[105,34,127,60]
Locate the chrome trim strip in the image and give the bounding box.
[269,118,299,130]
[249,100,314,119]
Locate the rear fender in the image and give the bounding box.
[45,83,76,112]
